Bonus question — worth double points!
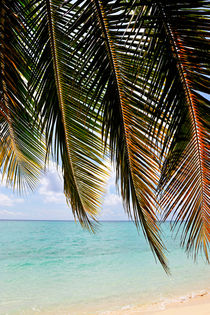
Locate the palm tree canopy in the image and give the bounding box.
[0,0,209,271]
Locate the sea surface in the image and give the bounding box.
[0,221,209,314]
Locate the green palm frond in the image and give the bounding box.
[0,0,45,191]
[60,0,209,264]
[27,0,109,230]
[156,1,210,260]
[125,0,209,260]
[60,0,168,271]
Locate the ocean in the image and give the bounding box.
[0,221,209,314]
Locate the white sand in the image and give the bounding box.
[103,291,210,315]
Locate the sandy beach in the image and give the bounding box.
[16,291,210,315]
[104,291,210,315]
[149,292,210,315]
[149,295,210,315]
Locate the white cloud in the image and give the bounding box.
[38,162,65,203]
[0,209,23,216]
[104,193,121,206]
[0,177,7,187]
[99,167,127,220]
[103,166,122,207]
[0,193,24,207]
[107,166,117,187]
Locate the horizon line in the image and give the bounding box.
[0,219,171,222]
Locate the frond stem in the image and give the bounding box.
[91,2,169,271]
[45,0,87,217]
[0,2,24,184]
[158,2,207,234]
[91,0,134,187]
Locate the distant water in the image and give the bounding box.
[0,221,209,314]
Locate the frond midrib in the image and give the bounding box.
[45,0,86,212]
[0,2,26,182]
[92,0,167,270]
[92,0,137,194]
[158,3,207,235]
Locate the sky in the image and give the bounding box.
[0,162,128,221]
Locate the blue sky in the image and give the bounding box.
[0,162,127,221]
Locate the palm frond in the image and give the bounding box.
[27,0,108,230]
[61,0,168,271]
[0,0,45,191]
[128,0,209,261]
[157,1,210,260]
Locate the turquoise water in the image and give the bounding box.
[0,221,209,314]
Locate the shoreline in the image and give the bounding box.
[100,289,210,315]
[1,288,209,314]
[148,292,210,315]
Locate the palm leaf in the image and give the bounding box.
[128,0,209,261]
[64,0,209,264]
[156,1,210,260]
[61,0,168,271]
[0,0,45,191]
[27,0,108,230]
